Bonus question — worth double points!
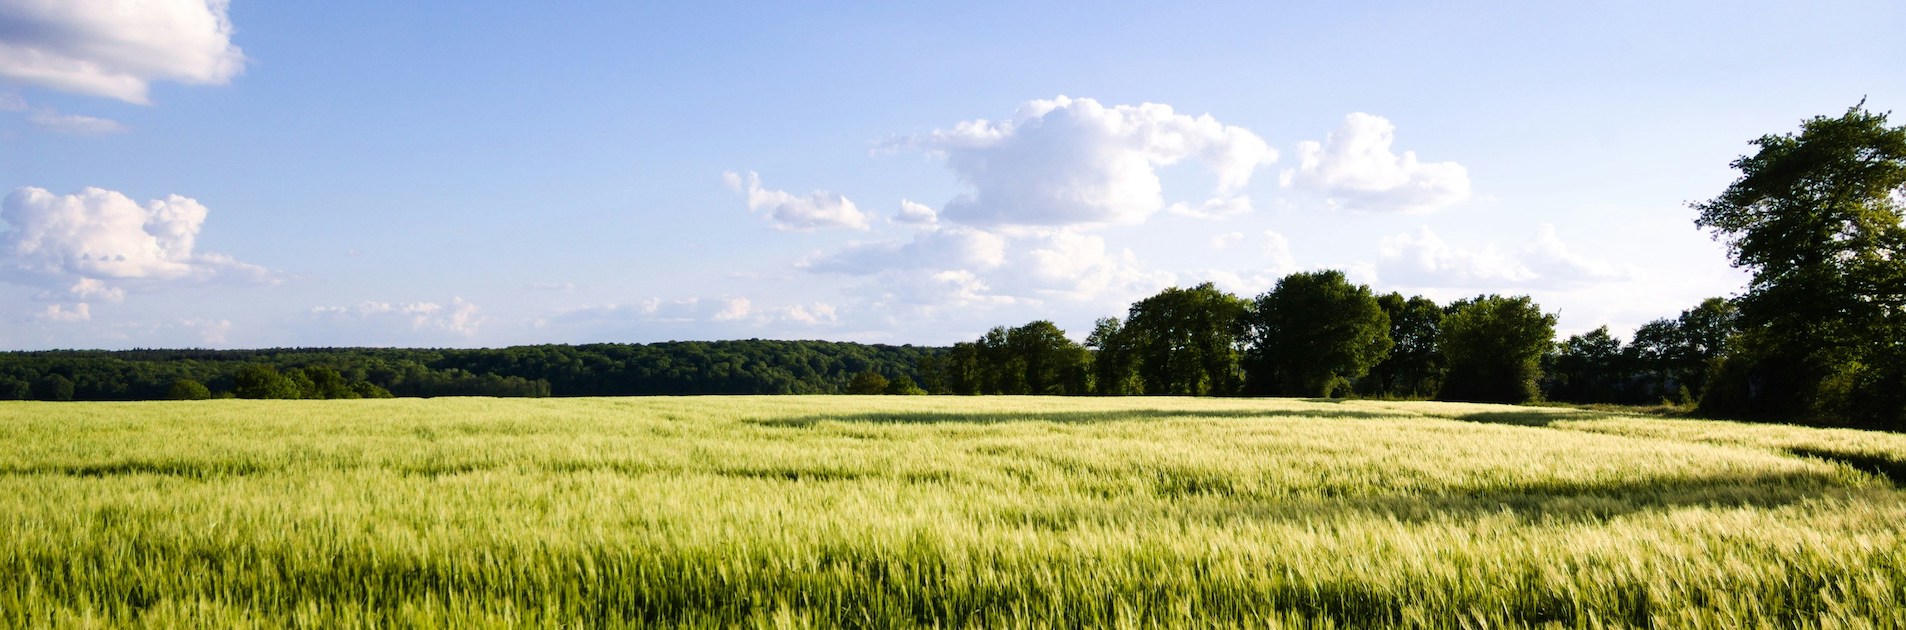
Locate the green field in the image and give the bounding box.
[3,397,1905,628]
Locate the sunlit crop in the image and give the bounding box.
[2,396,1902,628]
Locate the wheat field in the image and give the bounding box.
[2,396,1903,628]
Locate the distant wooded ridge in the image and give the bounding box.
[0,340,941,401]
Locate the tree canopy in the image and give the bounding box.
[1242,270,1393,397]
[1694,104,1906,425]
[1438,295,1557,404]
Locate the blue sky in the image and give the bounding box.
[2,1,1901,349]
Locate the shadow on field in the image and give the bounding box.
[751,407,1397,428]
[1439,409,1633,427]
[0,459,274,479]
[1000,466,1854,529]
[1786,446,1906,485]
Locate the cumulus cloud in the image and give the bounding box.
[0,0,245,104]
[812,227,1173,313]
[1287,113,1470,213]
[1211,232,1245,250]
[39,277,125,303]
[800,225,1006,274]
[997,230,1171,302]
[310,297,485,337]
[36,303,89,322]
[1263,230,1299,274]
[1192,230,1303,296]
[1,187,269,300]
[1166,196,1254,220]
[179,317,230,344]
[560,296,840,329]
[900,95,1274,227]
[1377,224,1631,289]
[894,199,938,225]
[782,302,838,325]
[27,108,127,134]
[1521,224,1633,283]
[724,171,870,231]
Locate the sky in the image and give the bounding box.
[1,1,1902,350]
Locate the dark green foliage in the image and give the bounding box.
[351,381,395,399]
[0,340,936,401]
[846,371,890,395]
[33,373,74,401]
[233,365,301,400]
[1617,298,1737,405]
[1086,317,1139,395]
[1694,105,1906,427]
[1438,295,1557,404]
[1005,321,1090,395]
[0,375,29,400]
[166,378,212,401]
[1114,283,1249,396]
[1545,327,1626,403]
[919,321,1090,395]
[883,375,926,395]
[1241,271,1393,397]
[1361,293,1444,398]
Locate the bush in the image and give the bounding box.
[166,378,213,401]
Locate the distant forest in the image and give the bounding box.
[0,341,938,401]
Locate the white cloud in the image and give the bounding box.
[711,297,752,322]
[1287,113,1470,213]
[1521,224,1633,283]
[1166,195,1254,220]
[528,281,576,292]
[1378,226,1534,287]
[1,186,269,300]
[311,297,484,337]
[1263,230,1299,275]
[1192,230,1303,297]
[800,225,1006,274]
[36,303,89,322]
[901,95,1274,227]
[894,199,938,225]
[0,0,246,104]
[1211,232,1245,249]
[179,317,230,344]
[558,296,842,331]
[724,171,871,231]
[807,225,1171,309]
[782,302,838,325]
[1376,224,1632,289]
[38,277,125,303]
[0,92,24,111]
[998,231,1171,302]
[27,108,127,134]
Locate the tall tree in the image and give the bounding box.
[1438,295,1557,404]
[1085,317,1139,395]
[1362,293,1444,398]
[1545,326,1626,403]
[1006,320,1091,395]
[1693,104,1906,424]
[1120,283,1249,395]
[1242,270,1393,397]
[233,365,301,399]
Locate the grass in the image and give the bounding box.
[1,396,1903,628]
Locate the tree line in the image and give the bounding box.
[0,340,932,401]
[910,278,1733,406]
